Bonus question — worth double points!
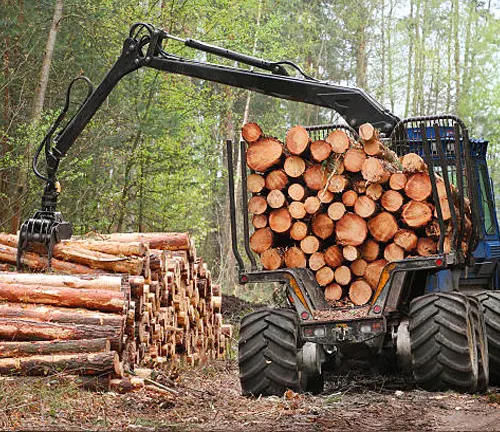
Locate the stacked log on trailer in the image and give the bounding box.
[243,122,471,307]
[0,232,230,383]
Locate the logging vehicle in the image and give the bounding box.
[18,22,500,395]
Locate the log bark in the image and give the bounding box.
[0,283,125,313]
[336,213,368,246]
[260,248,283,270]
[0,273,122,292]
[381,190,404,213]
[284,156,306,178]
[104,232,192,251]
[247,173,265,193]
[0,303,124,327]
[334,266,351,286]
[284,247,306,268]
[303,165,327,191]
[316,266,334,286]
[242,122,263,143]
[354,196,376,218]
[249,228,273,254]
[63,241,146,257]
[265,170,288,191]
[324,283,342,301]
[343,148,366,172]
[326,130,350,154]
[0,351,122,377]
[311,213,334,240]
[0,338,110,358]
[269,208,292,233]
[401,200,433,228]
[290,221,308,241]
[0,318,121,343]
[324,246,344,268]
[286,125,309,155]
[405,172,432,201]
[349,280,373,305]
[327,202,346,221]
[288,183,305,201]
[246,137,283,172]
[310,140,332,162]
[248,196,267,214]
[368,212,398,243]
[0,244,104,274]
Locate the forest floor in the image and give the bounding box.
[0,297,500,431]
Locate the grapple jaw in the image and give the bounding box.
[17,211,72,270]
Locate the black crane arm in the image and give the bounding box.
[52,23,398,160]
[17,22,399,269]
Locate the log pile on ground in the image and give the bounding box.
[244,122,471,307]
[0,232,230,386]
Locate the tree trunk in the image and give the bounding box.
[31,0,63,119]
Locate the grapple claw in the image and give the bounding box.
[16,211,72,271]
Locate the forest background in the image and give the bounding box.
[1,0,499,301]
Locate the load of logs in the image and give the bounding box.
[0,232,231,386]
[243,122,471,307]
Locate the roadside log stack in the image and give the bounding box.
[243,122,471,307]
[0,232,230,381]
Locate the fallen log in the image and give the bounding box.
[0,283,125,313]
[0,338,111,358]
[0,351,122,377]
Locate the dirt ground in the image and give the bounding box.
[1,358,499,431]
[0,297,499,431]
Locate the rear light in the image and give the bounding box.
[435,258,444,266]
[301,311,309,320]
[373,305,382,314]
[240,275,249,283]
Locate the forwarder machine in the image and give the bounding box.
[17,22,500,396]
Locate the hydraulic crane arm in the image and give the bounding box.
[17,22,399,269]
[52,23,398,159]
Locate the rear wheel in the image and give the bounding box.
[468,296,489,392]
[409,292,478,392]
[475,291,500,385]
[238,308,301,396]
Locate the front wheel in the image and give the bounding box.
[238,308,301,397]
